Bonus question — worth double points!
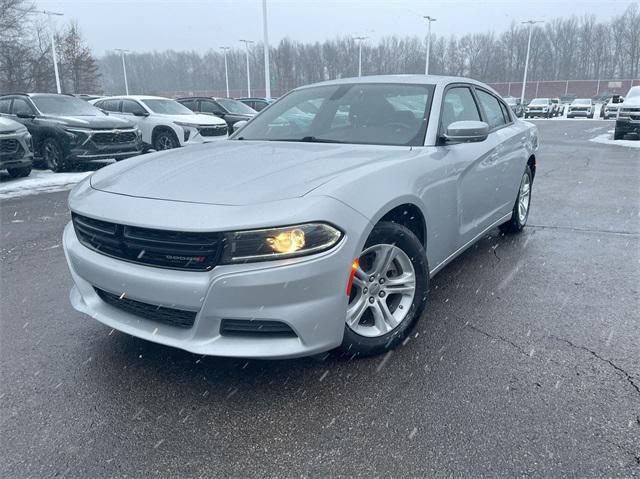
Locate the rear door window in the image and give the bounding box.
[476,90,507,129]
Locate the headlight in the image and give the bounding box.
[174,121,199,129]
[64,127,90,143]
[220,223,342,263]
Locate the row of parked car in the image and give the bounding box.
[1,85,638,178]
[0,92,274,176]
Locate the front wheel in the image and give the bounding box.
[42,138,66,172]
[7,165,32,178]
[341,222,428,357]
[152,130,179,151]
[501,166,532,234]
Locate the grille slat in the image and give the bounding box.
[0,139,19,154]
[220,319,297,337]
[92,131,137,144]
[95,288,196,328]
[198,125,228,137]
[72,213,222,271]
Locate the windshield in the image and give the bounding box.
[32,96,104,116]
[627,88,640,99]
[216,98,256,115]
[141,99,193,115]
[530,99,549,105]
[572,99,591,105]
[234,83,435,146]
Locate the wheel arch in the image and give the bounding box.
[151,125,180,146]
[363,197,429,252]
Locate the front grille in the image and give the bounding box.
[72,213,223,271]
[0,139,19,154]
[220,319,297,337]
[95,288,197,329]
[92,131,137,144]
[199,125,227,137]
[571,107,588,111]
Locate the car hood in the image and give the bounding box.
[90,140,415,205]
[0,116,27,133]
[620,97,640,107]
[41,114,135,129]
[154,113,227,126]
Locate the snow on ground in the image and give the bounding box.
[590,130,640,149]
[0,170,93,200]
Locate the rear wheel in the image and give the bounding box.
[42,138,66,172]
[341,222,428,357]
[7,165,32,178]
[501,166,532,234]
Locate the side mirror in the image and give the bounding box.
[16,112,36,119]
[100,109,109,115]
[442,120,489,144]
[232,120,248,132]
[133,111,149,117]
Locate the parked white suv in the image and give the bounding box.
[614,86,640,140]
[91,96,228,150]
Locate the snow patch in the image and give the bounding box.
[589,131,640,149]
[0,170,93,199]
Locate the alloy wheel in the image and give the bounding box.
[346,243,416,337]
[518,172,531,223]
[156,134,176,150]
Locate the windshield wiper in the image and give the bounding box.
[299,136,345,144]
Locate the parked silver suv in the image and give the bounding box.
[0,117,33,178]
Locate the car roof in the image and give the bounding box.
[298,74,491,90]
[98,95,172,101]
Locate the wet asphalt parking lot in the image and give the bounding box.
[1,120,639,478]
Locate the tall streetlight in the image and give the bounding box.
[423,16,436,75]
[239,39,254,97]
[262,0,271,98]
[520,20,544,105]
[41,10,64,93]
[353,36,368,77]
[114,49,131,95]
[220,47,231,97]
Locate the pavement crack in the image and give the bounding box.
[465,323,529,358]
[528,224,639,237]
[551,336,640,396]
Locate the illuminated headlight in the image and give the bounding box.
[220,223,342,263]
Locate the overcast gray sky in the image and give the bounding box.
[38,0,637,56]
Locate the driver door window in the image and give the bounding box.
[12,98,35,116]
[441,87,481,133]
[121,100,146,115]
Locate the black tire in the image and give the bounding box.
[152,129,179,151]
[500,165,533,234]
[7,165,32,178]
[341,222,428,357]
[613,129,625,140]
[41,137,67,172]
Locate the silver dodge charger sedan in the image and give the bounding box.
[63,75,538,358]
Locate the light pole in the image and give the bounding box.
[262,0,271,98]
[42,10,64,93]
[520,20,544,105]
[220,47,231,97]
[239,39,254,97]
[423,16,436,75]
[115,49,130,95]
[353,36,368,77]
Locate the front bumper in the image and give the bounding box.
[62,194,369,359]
[525,110,550,117]
[567,109,592,117]
[615,119,640,136]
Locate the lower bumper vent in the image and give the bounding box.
[95,288,197,329]
[220,319,296,337]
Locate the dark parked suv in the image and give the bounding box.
[177,97,256,130]
[0,93,143,172]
